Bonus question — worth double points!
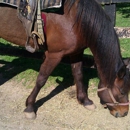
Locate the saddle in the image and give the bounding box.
[18,0,62,53]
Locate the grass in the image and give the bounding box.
[120,39,130,57]
[0,53,74,89]
[116,3,130,27]
[0,3,130,92]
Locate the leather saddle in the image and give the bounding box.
[18,0,44,53]
[18,0,62,53]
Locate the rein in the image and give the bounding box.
[98,87,130,106]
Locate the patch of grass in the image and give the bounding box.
[116,3,130,27]
[120,39,130,57]
[0,55,41,88]
[0,38,23,49]
[0,44,73,89]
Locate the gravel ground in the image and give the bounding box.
[0,78,130,130]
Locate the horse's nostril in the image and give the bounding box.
[115,111,128,117]
[115,112,119,118]
[123,112,128,117]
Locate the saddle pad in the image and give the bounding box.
[0,0,18,7]
[40,0,62,10]
[0,0,62,10]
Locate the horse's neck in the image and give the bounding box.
[90,28,123,85]
[95,54,123,85]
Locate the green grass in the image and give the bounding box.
[0,54,40,88]
[116,3,130,27]
[0,54,74,89]
[120,39,130,57]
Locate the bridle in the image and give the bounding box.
[98,87,130,106]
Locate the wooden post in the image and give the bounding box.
[104,4,116,26]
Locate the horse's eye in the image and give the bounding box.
[120,91,125,95]
[118,87,125,95]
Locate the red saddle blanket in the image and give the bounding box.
[41,13,46,33]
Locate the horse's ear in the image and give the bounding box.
[117,65,126,79]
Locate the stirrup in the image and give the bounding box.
[18,0,40,53]
[25,35,39,53]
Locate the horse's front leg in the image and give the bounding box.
[24,51,62,119]
[71,60,96,110]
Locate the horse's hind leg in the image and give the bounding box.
[71,54,96,110]
[24,51,62,119]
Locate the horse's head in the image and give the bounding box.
[98,66,130,118]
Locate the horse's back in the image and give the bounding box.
[0,5,27,46]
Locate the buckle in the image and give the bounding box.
[114,102,119,106]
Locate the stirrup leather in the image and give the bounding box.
[18,0,45,53]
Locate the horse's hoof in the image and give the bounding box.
[84,104,96,111]
[24,111,36,119]
[102,104,107,108]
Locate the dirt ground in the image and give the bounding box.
[0,77,130,130]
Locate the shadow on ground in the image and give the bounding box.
[0,43,98,112]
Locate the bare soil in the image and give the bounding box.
[0,77,130,130]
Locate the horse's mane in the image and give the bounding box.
[65,0,107,43]
[66,0,125,86]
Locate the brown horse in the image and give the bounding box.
[0,0,130,119]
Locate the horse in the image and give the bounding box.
[0,0,130,119]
